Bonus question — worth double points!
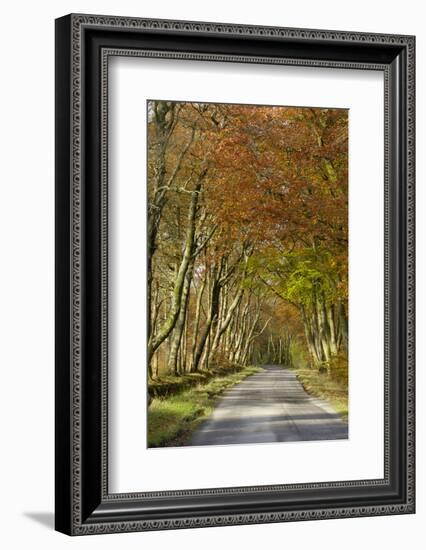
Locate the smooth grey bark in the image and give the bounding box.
[191,270,221,372]
[189,274,207,372]
[208,286,244,363]
[167,260,194,375]
[148,175,203,365]
[147,102,195,347]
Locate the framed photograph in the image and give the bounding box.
[55,14,415,535]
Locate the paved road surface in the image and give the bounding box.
[191,365,348,446]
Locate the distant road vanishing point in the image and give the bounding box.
[190,365,348,446]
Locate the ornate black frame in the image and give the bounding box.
[55,13,415,535]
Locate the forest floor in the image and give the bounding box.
[292,367,348,423]
[147,365,263,447]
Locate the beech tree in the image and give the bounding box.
[147,100,348,378]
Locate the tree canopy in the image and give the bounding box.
[147,100,348,379]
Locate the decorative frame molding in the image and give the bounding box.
[55,14,415,535]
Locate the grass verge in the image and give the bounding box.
[148,365,263,447]
[292,367,348,422]
[148,365,252,400]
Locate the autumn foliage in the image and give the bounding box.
[147,100,348,379]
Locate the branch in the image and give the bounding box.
[258,275,299,309]
[250,317,272,342]
[192,225,217,258]
[165,126,196,189]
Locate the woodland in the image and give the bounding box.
[147,100,349,445]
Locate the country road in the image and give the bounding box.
[191,365,348,446]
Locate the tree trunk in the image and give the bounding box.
[148,177,203,366]
[189,273,207,372]
[167,260,194,375]
[209,286,244,363]
[191,271,221,372]
[338,302,349,353]
[327,304,338,356]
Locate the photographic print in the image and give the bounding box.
[147,100,349,448]
[56,15,415,534]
